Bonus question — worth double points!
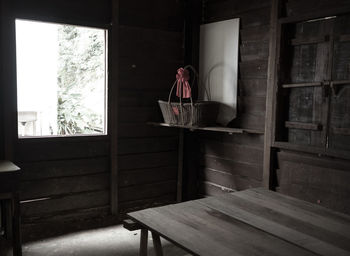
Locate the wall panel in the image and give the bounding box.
[196,0,270,195]
[117,0,184,214]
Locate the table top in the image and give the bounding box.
[128,187,350,256]
[0,161,20,173]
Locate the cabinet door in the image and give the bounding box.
[329,14,350,151]
[287,19,331,147]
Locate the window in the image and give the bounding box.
[277,14,350,152]
[16,20,107,137]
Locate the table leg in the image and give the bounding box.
[12,193,22,256]
[151,232,163,256]
[140,229,148,256]
[5,199,12,239]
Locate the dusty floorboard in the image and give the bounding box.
[1,225,188,256]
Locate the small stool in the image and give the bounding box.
[0,161,22,256]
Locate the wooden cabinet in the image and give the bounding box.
[277,13,350,155]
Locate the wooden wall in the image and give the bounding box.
[273,0,350,214]
[0,0,185,239]
[192,0,350,216]
[0,0,113,239]
[193,0,270,196]
[116,0,184,215]
[0,0,349,238]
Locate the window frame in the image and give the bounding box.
[14,18,110,139]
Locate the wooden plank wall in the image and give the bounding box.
[276,150,350,214]
[195,0,350,216]
[195,0,271,196]
[16,138,111,225]
[0,0,185,237]
[274,0,350,214]
[0,0,185,229]
[117,0,184,215]
[5,0,113,228]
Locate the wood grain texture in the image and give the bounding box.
[285,0,350,19]
[117,137,178,155]
[199,188,350,256]
[200,155,262,181]
[20,173,110,201]
[115,0,184,216]
[15,138,110,162]
[118,151,178,171]
[119,180,177,203]
[119,166,177,187]
[198,181,235,197]
[0,1,4,160]
[119,0,184,32]
[119,194,176,216]
[271,9,350,215]
[239,79,267,97]
[204,0,271,23]
[14,0,111,26]
[19,157,109,181]
[0,0,185,225]
[0,0,114,225]
[277,150,350,213]
[21,190,109,218]
[198,167,261,191]
[186,0,271,196]
[110,0,120,215]
[200,140,263,165]
[129,189,345,256]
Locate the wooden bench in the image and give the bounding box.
[126,187,350,256]
[0,161,22,256]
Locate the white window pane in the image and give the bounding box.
[16,20,107,137]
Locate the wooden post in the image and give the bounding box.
[151,232,164,256]
[4,199,12,239]
[140,229,148,256]
[110,0,119,215]
[263,0,283,189]
[12,192,22,256]
[176,129,184,202]
[1,0,17,161]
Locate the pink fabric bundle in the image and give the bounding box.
[176,68,191,98]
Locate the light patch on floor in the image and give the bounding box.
[17,225,188,256]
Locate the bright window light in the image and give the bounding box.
[16,19,107,137]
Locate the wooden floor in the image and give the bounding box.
[1,225,188,256]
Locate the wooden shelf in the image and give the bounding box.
[273,141,350,161]
[148,122,264,135]
[285,121,322,131]
[291,36,328,46]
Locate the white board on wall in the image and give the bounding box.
[199,18,240,126]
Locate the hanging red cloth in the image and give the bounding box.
[176,68,191,98]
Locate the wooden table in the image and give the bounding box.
[128,187,350,256]
[0,161,22,256]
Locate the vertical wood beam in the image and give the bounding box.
[183,0,202,200]
[110,0,119,215]
[12,192,22,256]
[263,0,283,188]
[151,232,164,256]
[184,0,201,69]
[140,229,148,256]
[176,129,184,202]
[0,0,3,159]
[1,0,17,161]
